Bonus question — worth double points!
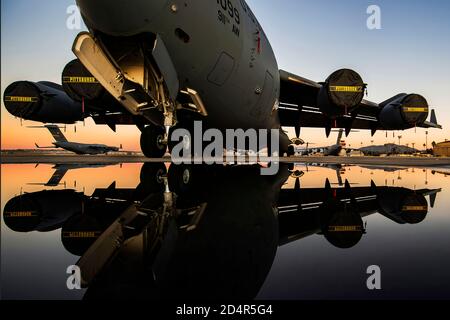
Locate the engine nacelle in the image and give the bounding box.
[3,190,82,232]
[377,188,428,224]
[379,93,429,130]
[3,81,83,123]
[317,69,366,117]
[62,59,121,112]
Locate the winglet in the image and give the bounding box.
[429,192,437,208]
[325,126,332,138]
[430,109,438,126]
[420,109,442,129]
[107,181,116,191]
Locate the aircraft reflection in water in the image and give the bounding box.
[29,163,118,187]
[3,164,441,300]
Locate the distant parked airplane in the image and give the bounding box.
[304,129,347,156]
[353,143,420,156]
[32,125,121,155]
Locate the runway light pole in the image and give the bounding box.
[425,131,429,150]
[398,135,402,145]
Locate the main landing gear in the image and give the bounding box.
[139,123,297,159]
[140,122,193,159]
[140,125,167,158]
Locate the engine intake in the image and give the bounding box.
[377,188,428,224]
[62,59,105,101]
[62,59,122,112]
[379,93,429,130]
[317,69,365,117]
[3,81,83,123]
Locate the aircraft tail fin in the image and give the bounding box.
[336,129,344,145]
[45,125,68,143]
[46,169,69,187]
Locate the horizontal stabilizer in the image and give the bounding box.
[35,143,54,149]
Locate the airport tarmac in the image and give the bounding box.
[2,153,450,167]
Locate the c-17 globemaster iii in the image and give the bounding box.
[3,0,442,158]
[32,125,120,155]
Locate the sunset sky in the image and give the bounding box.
[1,0,449,151]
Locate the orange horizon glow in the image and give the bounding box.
[1,113,143,151]
[1,108,447,152]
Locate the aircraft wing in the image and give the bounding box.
[278,70,442,135]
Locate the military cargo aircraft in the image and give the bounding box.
[3,1,442,158]
[28,163,116,187]
[307,129,346,156]
[354,143,421,156]
[32,124,120,155]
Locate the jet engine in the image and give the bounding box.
[378,93,429,130]
[317,69,366,117]
[3,190,83,232]
[62,59,121,112]
[377,188,428,224]
[3,81,84,123]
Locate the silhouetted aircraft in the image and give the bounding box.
[3,1,441,157]
[31,125,120,155]
[352,143,420,156]
[305,129,347,156]
[28,163,116,187]
[3,163,441,299]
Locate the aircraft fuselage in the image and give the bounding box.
[77,0,281,131]
[54,142,118,155]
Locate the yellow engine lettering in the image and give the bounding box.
[329,86,363,93]
[63,76,98,84]
[62,231,100,238]
[328,225,362,232]
[402,205,427,211]
[5,96,38,103]
[4,211,37,217]
[403,107,428,113]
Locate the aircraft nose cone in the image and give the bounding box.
[76,0,168,36]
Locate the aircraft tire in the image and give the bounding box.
[140,163,167,194]
[140,125,167,158]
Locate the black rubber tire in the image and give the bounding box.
[140,163,167,194]
[140,125,167,158]
[168,164,195,195]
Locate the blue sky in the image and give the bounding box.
[248,0,450,145]
[2,0,449,149]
